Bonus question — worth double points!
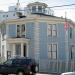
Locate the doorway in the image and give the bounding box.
[23,44,26,57]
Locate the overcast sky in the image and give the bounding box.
[0,0,75,22]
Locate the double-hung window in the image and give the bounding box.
[48,44,57,59]
[48,24,57,36]
[32,6,36,13]
[17,24,25,38]
[48,24,52,36]
[38,6,42,13]
[52,24,57,36]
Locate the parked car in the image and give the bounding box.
[61,72,75,75]
[0,56,39,75]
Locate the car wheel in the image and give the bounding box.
[17,71,25,75]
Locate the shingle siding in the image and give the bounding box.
[57,23,66,60]
[7,24,17,37]
[26,22,35,58]
[39,22,48,59]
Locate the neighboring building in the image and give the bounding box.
[0,6,17,21]
[0,2,75,75]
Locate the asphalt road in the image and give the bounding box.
[7,73,51,75]
[9,73,51,75]
[36,73,51,75]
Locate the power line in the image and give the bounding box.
[48,4,75,8]
[53,7,75,10]
[0,1,75,8]
[0,2,75,12]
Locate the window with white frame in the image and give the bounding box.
[17,25,21,37]
[17,24,25,38]
[21,24,25,37]
[32,6,36,13]
[48,24,57,36]
[38,6,42,12]
[48,24,52,36]
[48,44,57,59]
[52,24,57,36]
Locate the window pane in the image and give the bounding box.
[52,52,56,59]
[52,44,57,51]
[32,6,36,13]
[48,25,52,35]
[52,24,56,30]
[21,24,25,37]
[52,30,57,36]
[17,25,21,37]
[48,44,51,51]
[48,30,51,35]
[48,24,52,30]
[17,25,20,32]
[48,52,51,59]
[21,24,25,32]
[38,6,42,12]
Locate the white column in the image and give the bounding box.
[21,43,23,57]
[13,44,15,57]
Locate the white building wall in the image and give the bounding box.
[0,6,19,22]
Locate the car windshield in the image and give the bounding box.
[3,59,12,65]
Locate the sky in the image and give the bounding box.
[0,0,75,22]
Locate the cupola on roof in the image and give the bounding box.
[27,2,48,7]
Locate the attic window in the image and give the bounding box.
[32,6,36,13]
[3,15,5,17]
[13,13,15,16]
[15,8,17,10]
[6,15,8,17]
[38,6,42,12]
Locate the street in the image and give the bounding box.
[36,73,51,75]
[9,73,51,75]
